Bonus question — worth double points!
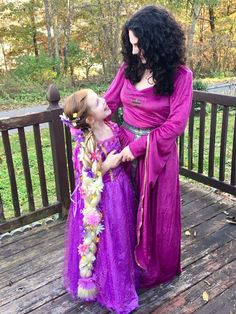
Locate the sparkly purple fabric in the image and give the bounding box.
[64,123,139,313]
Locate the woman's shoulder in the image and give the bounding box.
[175,65,193,80]
[173,65,193,91]
[117,62,127,75]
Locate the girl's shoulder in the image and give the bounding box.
[105,120,119,134]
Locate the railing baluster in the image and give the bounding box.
[230,108,236,185]
[188,105,194,170]
[33,124,49,207]
[219,106,229,181]
[208,104,217,177]
[0,193,5,222]
[1,130,21,217]
[18,127,35,212]
[65,126,75,193]
[179,133,184,167]
[198,101,206,174]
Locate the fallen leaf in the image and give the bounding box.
[184,230,191,236]
[202,291,209,302]
[204,280,211,286]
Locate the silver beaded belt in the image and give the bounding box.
[122,120,154,139]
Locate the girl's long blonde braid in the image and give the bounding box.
[63,89,104,300]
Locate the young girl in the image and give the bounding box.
[62,89,139,313]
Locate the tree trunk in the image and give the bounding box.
[208,5,218,71]
[64,0,73,71]
[69,64,75,86]
[1,42,8,72]
[50,0,60,74]
[111,0,123,74]
[194,7,205,75]
[29,0,39,57]
[96,0,123,79]
[186,1,201,68]
[43,0,53,57]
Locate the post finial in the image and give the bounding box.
[47,84,60,109]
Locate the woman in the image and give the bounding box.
[104,5,193,288]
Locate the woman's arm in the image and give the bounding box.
[128,68,193,159]
[104,63,126,116]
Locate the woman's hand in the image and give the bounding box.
[121,146,135,162]
[102,150,122,175]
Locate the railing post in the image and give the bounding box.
[0,193,5,223]
[47,84,70,218]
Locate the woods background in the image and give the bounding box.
[0,0,235,108]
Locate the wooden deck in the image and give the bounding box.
[0,181,236,314]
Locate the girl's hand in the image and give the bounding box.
[102,150,122,175]
[121,146,135,162]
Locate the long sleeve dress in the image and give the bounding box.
[104,63,193,288]
[64,122,139,313]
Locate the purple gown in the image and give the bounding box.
[64,122,139,314]
[104,63,193,288]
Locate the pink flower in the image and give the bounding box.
[85,213,101,226]
[90,151,99,161]
[78,243,89,255]
[80,187,87,198]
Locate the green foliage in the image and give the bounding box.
[193,79,208,114]
[0,72,109,110]
[67,42,84,64]
[13,54,57,84]
[193,79,208,91]
[117,108,124,126]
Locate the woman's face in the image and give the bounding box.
[128,30,146,63]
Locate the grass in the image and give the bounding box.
[182,104,235,183]
[0,127,57,219]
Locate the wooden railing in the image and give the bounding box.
[0,87,236,234]
[179,91,236,195]
[0,85,70,233]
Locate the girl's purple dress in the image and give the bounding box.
[64,122,139,314]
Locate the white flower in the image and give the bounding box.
[86,252,96,263]
[82,175,93,187]
[95,223,105,235]
[60,113,70,121]
[88,179,104,195]
[82,206,96,215]
[92,161,99,173]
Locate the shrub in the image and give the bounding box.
[193,79,208,115]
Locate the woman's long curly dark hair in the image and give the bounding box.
[121,5,186,96]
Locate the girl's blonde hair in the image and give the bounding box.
[64,89,99,169]
[64,90,104,296]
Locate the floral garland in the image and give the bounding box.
[60,112,104,301]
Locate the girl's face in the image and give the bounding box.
[86,90,111,123]
[128,30,146,64]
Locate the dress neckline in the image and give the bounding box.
[96,121,116,144]
[128,79,154,92]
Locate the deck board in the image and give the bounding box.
[0,182,236,314]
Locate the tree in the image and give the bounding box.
[43,0,53,57]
